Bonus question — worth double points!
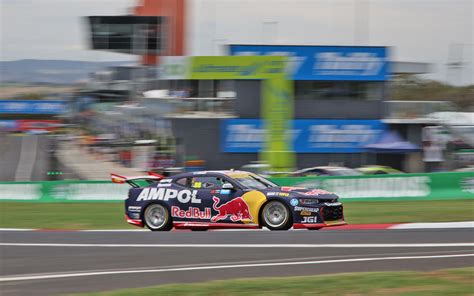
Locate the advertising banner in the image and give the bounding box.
[189,56,288,79]
[221,119,386,153]
[0,181,128,202]
[0,120,18,131]
[17,120,61,132]
[0,173,472,202]
[229,45,389,81]
[0,100,67,114]
[271,172,474,201]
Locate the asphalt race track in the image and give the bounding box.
[0,229,473,295]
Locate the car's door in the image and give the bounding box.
[189,174,246,224]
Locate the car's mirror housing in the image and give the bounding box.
[222,183,234,190]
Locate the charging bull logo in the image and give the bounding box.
[211,196,252,222]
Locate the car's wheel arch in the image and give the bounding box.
[142,201,173,231]
[257,198,294,228]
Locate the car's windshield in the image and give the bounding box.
[230,173,278,190]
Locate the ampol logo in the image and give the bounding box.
[211,196,252,222]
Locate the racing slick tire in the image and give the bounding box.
[261,201,292,231]
[143,203,173,231]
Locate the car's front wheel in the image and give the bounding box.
[261,201,292,230]
[143,203,173,231]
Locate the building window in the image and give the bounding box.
[295,81,380,100]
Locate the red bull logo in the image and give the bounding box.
[211,196,252,222]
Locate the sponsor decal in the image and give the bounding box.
[281,186,305,192]
[158,179,172,186]
[210,189,230,194]
[171,206,211,219]
[129,212,140,219]
[324,202,342,206]
[299,198,318,205]
[300,210,312,216]
[136,188,201,203]
[302,189,332,196]
[211,196,252,222]
[127,206,142,212]
[267,192,289,197]
[302,216,318,223]
[290,198,299,206]
[294,206,319,213]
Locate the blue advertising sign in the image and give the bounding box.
[229,45,389,81]
[0,120,18,131]
[221,119,386,153]
[0,100,67,114]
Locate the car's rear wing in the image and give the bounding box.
[111,172,165,188]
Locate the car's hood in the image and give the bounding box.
[263,186,339,200]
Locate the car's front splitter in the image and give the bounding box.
[293,221,347,230]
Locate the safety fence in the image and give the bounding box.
[0,172,472,202]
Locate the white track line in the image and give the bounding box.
[390,221,474,229]
[1,253,473,282]
[14,136,38,181]
[1,243,473,248]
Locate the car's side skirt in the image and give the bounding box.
[173,221,260,230]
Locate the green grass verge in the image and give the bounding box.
[0,199,473,229]
[73,267,474,296]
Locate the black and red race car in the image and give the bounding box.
[111,170,346,231]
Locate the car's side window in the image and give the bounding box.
[190,176,226,189]
[175,177,192,188]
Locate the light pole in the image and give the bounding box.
[262,21,279,44]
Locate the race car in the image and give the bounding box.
[111,170,346,231]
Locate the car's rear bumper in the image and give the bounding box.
[125,214,143,227]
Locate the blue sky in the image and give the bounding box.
[1,0,472,85]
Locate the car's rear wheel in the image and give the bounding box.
[143,203,172,231]
[261,201,292,230]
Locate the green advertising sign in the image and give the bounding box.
[158,56,295,171]
[189,56,287,79]
[0,173,472,202]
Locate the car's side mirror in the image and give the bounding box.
[222,183,234,190]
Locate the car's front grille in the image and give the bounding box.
[322,205,343,221]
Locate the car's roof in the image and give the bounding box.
[171,170,252,179]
